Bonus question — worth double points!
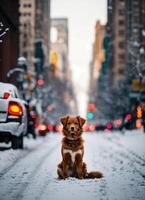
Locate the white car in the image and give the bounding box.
[0,82,28,149]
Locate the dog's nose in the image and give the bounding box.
[71,127,74,131]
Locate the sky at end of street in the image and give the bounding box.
[51,0,107,116]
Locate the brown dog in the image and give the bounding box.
[57,115,103,179]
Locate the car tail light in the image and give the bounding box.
[3,92,11,99]
[31,114,37,119]
[106,123,112,129]
[55,125,62,133]
[47,124,53,131]
[34,123,39,128]
[8,102,23,116]
[39,124,47,131]
[88,125,95,132]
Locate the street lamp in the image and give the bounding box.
[17,57,27,71]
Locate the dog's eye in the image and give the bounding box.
[67,122,71,125]
[75,123,78,125]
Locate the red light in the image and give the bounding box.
[88,103,96,111]
[3,92,10,99]
[8,102,23,116]
[47,124,53,131]
[37,79,44,86]
[125,114,132,120]
[34,123,39,128]
[31,114,37,119]
[106,123,112,129]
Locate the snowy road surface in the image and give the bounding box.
[0,130,145,200]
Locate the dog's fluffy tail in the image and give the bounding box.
[85,171,103,179]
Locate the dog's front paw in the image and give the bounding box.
[63,172,69,179]
[78,175,83,179]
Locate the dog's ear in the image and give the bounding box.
[60,116,69,127]
[77,116,86,127]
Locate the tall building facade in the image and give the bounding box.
[35,0,51,66]
[107,0,127,85]
[19,0,35,72]
[89,20,105,101]
[19,0,51,73]
[107,0,145,85]
[88,0,145,120]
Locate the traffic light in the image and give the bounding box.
[88,103,96,111]
[51,52,57,65]
[87,112,94,120]
[87,103,96,120]
[136,106,142,119]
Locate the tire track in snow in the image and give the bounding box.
[12,142,59,200]
[0,138,48,178]
[0,137,60,200]
[21,143,60,200]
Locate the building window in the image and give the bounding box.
[119,20,125,26]
[24,23,27,28]
[23,52,27,58]
[119,30,125,36]
[118,9,124,15]
[28,4,32,8]
[23,33,27,39]
[119,42,125,48]
[119,54,125,60]
[23,3,32,8]
[23,41,27,47]
[118,68,124,75]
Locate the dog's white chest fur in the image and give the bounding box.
[63,149,82,163]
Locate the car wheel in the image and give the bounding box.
[19,135,24,149]
[11,135,23,149]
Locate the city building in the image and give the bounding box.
[94,0,145,119]
[0,0,19,83]
[19,0,36,72]
[107,0,127,85]
[50,18,69,79]
[35,0,51,66]
[19,0,51,73]
[107,0,145,85]
[89,20,105,101]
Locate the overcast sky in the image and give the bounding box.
[51,0,107,116]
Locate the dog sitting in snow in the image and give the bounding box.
[57,115,103,179]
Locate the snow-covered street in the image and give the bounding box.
[0,130,145,200]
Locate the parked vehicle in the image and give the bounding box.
[0,82,28,149]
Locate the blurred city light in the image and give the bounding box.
[136,106,142,119]
[136,120,142,129]
[125,114,132,121]
[87,112,94,120]
[37,79,44,86]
